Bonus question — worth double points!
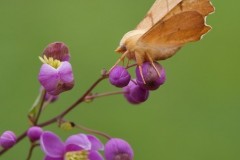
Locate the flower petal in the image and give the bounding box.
[44,156,64,160]
[42,42,70,62]
[89,151,104,160]
[40,131,65,158]
[58,62,74,83]
[38,64,59,94]
[65,144,82,152]
[87,135,104,151]
[65,134,91,150]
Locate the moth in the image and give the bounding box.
[111,0,214,82]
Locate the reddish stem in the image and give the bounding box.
[0,74,108,157]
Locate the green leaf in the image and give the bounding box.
[28,89,46,122]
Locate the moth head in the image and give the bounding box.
[115,29,146,53]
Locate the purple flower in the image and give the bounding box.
[40,131,104,160]
[123,80,149,104]
[136,62,166,90]
[27,126,43,142]
[104,138,134,160]
[0,131,16,149]
[109,66,131,88]
[43,42,70,61]
[38,56,74,96]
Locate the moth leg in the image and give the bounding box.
[145,52,161,77]
[135,52,146,84]
[138,65,146,84]
[122,56,125,66]
[109,51,128,73]
[126,58,130,68]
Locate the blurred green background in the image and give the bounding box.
[0,0,239,159]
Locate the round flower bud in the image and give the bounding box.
[0,131,16,149]
[109,66,131,88]
[105,138,134,160]
[42,42,70,61]
[27,126,43,142]
[136,62,166,90]
[123,80,149,104]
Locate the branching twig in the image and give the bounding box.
[0,74,108,156]
[84,91,125,101]
[26,143,40,160]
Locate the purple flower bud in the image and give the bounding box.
[136,62,166,90]
[27,126,43,142]
[109,66,131,88]
[0,131,16,149]
[104,138,134,160]
[123,80,149,104]
[42,42,70,61]
[38,59,74,96]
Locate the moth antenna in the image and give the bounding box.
[145,53,161,77]
[108,51,128,73]
[138,65,146,84]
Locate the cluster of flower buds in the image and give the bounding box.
[0,126,43,149]
[109,62,166,104]
[38,42,74,96]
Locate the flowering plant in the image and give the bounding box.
[0,42,166,159]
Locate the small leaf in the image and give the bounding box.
[28,89,46,123]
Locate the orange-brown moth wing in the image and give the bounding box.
[138,11,210,47]
[163,0,214,20]
[137,0,214,47]
[136,0,183,30]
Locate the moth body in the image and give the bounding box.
[116,29,180,65]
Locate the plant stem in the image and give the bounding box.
[34,90,46,125]
[26,143,39,160]
[75,123,112,139]
[0,74,109,156]
[84,91,125,101]
[125,63,137,69]
[38,75,107,128]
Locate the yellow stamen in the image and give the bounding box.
[65,150,89,160]
[39,56,61,69]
